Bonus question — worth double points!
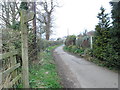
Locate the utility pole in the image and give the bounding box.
[90,36,93,49]
[67,28,69,36]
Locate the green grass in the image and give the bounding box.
[29,45,62,88]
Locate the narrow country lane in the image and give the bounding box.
[53,45,118,88]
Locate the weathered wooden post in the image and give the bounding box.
[0,29,2,88]
[20,9,34,88]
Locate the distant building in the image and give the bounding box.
[86,31,95,36]
[49,38,56,41]
[111,0,120,2]
[110,0,120,5]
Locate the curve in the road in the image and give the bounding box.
[53,45,118,88]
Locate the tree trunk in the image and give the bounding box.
[5,2,10,27]
[32,2,37,61]
[46,31,50,40]
[12,2,16,25]
[45,14,51,40]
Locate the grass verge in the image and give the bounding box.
[29,45,62,88]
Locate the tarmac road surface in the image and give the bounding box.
[53,45,118,88]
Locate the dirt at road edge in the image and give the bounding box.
[52,48,81,88]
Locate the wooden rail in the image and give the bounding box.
[2,63,20,77]
[0,48,22,89]
[1,9,34,88]
[2,50,18,59]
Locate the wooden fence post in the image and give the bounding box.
[20,9,34,88]
[0,29,2,87]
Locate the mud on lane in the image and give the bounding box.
[53,45,118,88]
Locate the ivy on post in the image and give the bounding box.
[20,9,34,88]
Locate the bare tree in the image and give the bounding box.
[0,2,10,27]
[10,2,16,25]
[37,0,58,40]
[0,1,20,28]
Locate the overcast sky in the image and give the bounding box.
[51,0,112,39]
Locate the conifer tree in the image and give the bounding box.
[110,1,120,53]
[109,1,120,68]
[93,7,110,60]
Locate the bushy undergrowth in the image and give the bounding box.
[38,39,62,51]
[64,45,84,56]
